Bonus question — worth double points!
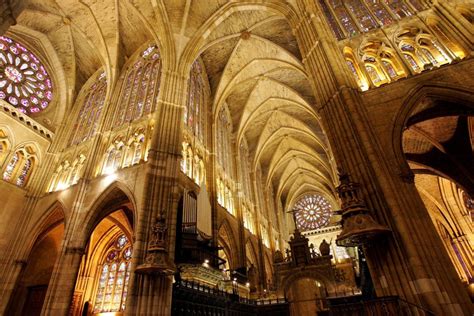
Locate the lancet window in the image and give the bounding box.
[2,145,36,187]
[124,130,146,168]
[293,194,332,231]
[0,129,9,164]
[103,138,126,175]
[360,40,406,86]
[0,36,53,114]
[260,224,270,248]
[242,205,256,234]
[69,72,107,145]
[216,105,234,214]
[181,142,204,186]
[319,0,424,40]
[48,154,86,192]
[185,60,205,141]
[239,141,252,198]
[397,28,452,72]
[114,44,161,126]
[94,234,132,313]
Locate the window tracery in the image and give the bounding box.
[48,154,86,192]
[216,105,234,214]
[94,234,132,313]
[0,36,53,114]
[69,72,107,145]
[2,145,36,187]
[242,205,255,234]
[114,44,161,126]
[319,0,423,40]
[181,142,205,186]
[103,139,126,175]
[0,129,9,164]
[185,60,205,141]
[293,194,332,231]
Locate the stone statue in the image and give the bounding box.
[319,239,330,256]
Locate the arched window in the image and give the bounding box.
[293,194,332,231]
[217,105,233,176]
[397,28,451,71]
[0,36,53,114]
[343,47,368,90]
[2,146,36,187]
[69,72,107,145]
[0,129,10,164]
[239,141,252,198]
[94,234,132,313]
[103,140,125,175]
[114,44,162,126]
[48,154,86,192]
[185,60,205,141]
[260,224,270,248]
[318,0,422,40]
[243,205,255,234]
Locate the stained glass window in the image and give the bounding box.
[319,0,422,40]
[3,147,35,187]
[346,0,377,32]
[114,44,161,126]
[94,234,132,313]
[293,195,332,231]
[368,1,394,26]
[0,36,53,114]
[69,72,107,145]
[16,158,32,187]
[3,152,18,181]
[185,60,205,141]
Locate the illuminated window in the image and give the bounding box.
[243,205,255,234]
[185,60,205,141]
[2,146,35,187]
[94,234,132,313]
[114,44,161,126]
[239,141,252,198]
[216,105,234,214]
[318,0,422,40]
[293,194,332,231]
[69,72,107,145]
[103,140,125,174]
[49,154,86,192]
[0,36,53,114]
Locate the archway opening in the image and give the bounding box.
[400,92,474,295]
[71,207,134,316]
[7,220,65,316]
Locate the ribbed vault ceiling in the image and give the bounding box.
[10,0,337,212]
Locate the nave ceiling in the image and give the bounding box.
[7,0,338,212]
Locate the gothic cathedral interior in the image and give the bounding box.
[0,0,473,315]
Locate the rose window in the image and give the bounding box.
[293,194,332,231]
[0,36,53,114]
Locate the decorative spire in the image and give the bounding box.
[335,170,391,247]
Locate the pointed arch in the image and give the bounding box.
[217,218,239,269]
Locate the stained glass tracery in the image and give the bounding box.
[69,72,107,145]
[293,195,332,231]
[114,44,161,126]
[94,234,132,313]
[0,36,53,114]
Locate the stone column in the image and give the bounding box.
[292,1,473,315]
[125,68,187,315]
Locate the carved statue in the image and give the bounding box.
[319,239,330,256]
